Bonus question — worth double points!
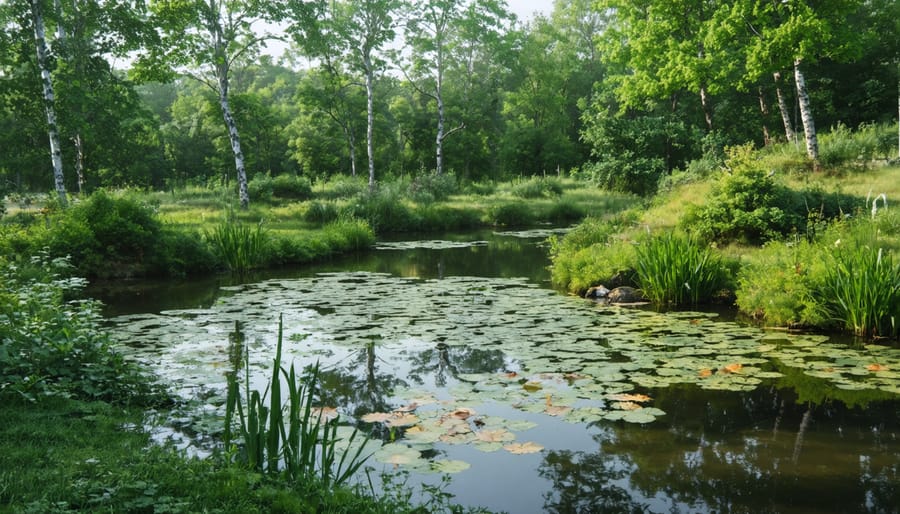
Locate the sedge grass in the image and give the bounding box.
[822,246,900,338]
[635,232,730,306]
[225,316,372,489]
[205,220,268,275]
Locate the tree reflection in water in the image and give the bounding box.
[539,384,899,513]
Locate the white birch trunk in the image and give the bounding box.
[435,49,445,176]
[217,74,249,209]
[773,71,796,144]
[363,52,375,190]
[30,0,67,207]
[74,134,85,193]
[793,60,819,163]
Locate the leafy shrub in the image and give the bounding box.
[635,232,731,305]
[304,201,340,225]
[578,156,667,197]
[0,255,158,402]
[818,122,884,170]
[249,174,313,202]
[545,199,585,224]
[408,172,458,202]
[735,239,829,328]
[418,205,481,231]
[486,202,533,227]
[321,217,375,251]
[549,215,640,293]
[46,191,163,277]
[342,188,416,232]
[510,177,563,199]
[323,175,368,199]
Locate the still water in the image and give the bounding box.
[95,230,900,514]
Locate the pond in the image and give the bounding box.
[96,229,900,514]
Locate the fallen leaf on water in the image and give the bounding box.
[311,407,339,422]
[721,363,743,374]
[504,442,544,455]
[699,369,713,378]
[387,414,420,428]
[608,393,652,403]
[503,371,518,379]
[545,405,572,416]
[476,429,515,443]
[867,363,889,372]
[450,407,476,420]
[523,381,543,392]
[394,402,419,413]
[612,401,642,411]
[361,412,392,423]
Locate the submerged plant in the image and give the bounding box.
[205,219,268,275]
[224,316,372,489]
[635,232,730,305]
[821,246,899,338]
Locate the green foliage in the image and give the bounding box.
[544,199,586,224]
[408,172,459,202]
[304,200,341,224]
[635,232,731,305]
[509,176,564,199]
[0,255,158,402]
[735,239,830,328]
[343,187,416,232]
[485,202,533,227]
[817,122,898,170]
[549,215,640,294]
[822,245,899,338]
[249,174,313,202]
[225,317,372,489]
[205,220,269,276]
[44,190,163,277]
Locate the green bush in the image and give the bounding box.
[735,239,829,328]
[0,254,158,402]
[342,188,416,232]
[304,201,340,225]
[486,202,533,227]
[510,176,563,199]
[45,191,163,277]
[249,174,313,202]
[408,172,458,202]
[205,221,269,275]
[635,232,731,305]
[544,199,585,224]
[549,215,640,294]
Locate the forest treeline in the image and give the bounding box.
[1,0,898,206]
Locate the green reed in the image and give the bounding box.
[636,232,729,305]
[205,220,268,275]
[822,246,899,338]
[224,316,372,489]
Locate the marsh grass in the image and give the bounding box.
[635,232,730,305]
[205,220,268,275]
[822,246,900,338]
[225,317,372,489]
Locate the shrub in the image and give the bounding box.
[549,215,640,294]
[249,174,313,202]
[510,176,564,199]
[735,239,829,328]
[0,254,158,402]
[342,188,416,232]
[323,175,368,199]
[408,172,458,202]
[486,202,533,227]
[46,190,163,277]
[635,232,731,305]
[545,199,585,224]
[321,217,375,251]
[304,201,340,225]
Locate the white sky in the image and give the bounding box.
[507,0,554,22]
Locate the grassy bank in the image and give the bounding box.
[0,175,634,279]
[550,142,900,338]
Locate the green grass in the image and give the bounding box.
[635,232,731,306]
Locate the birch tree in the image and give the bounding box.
[29,0,67,206]
[142,0,272,209]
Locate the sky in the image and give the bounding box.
[507,0,555,22]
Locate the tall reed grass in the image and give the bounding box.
[205,220,268,275]
[822,246,899,338]
[635,232,730,305]
[224,317,372,489]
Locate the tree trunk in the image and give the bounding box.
[30,0,67,207]
[435,43,445,176]
[364,53,375,191]
[74,134,85,193]
[758,87,771,146]
[217,75,249,209]
[699,85,713,131]
[348,130,357,177]
[773,71,796,144]
[793,60,819,163]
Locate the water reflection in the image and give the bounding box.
[540,385,900,513]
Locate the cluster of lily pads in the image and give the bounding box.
[108,271,900,474]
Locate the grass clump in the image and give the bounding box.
[635,232,731,306]
[486,202,533,227]
[249,173,314,202]
[822,245,899,338]
[509,176,564,199]
[549,215,640,294]
[205,220,269,276]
